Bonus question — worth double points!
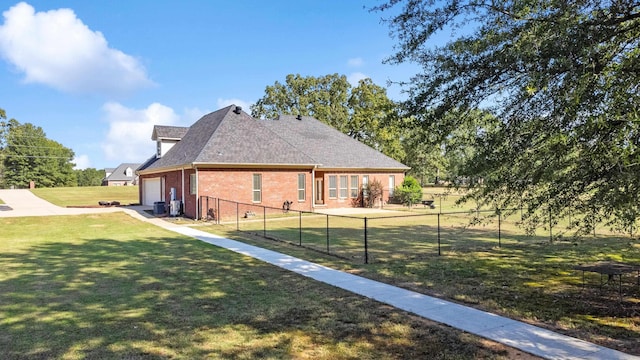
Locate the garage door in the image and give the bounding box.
[142,178,162,206]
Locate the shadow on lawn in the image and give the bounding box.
[222,222,640,355]
[0,234,520,359]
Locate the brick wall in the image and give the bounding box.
[198,168,314,214]
[141,168,405,219]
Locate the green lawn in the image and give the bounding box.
[0,213,525,359]
[198,219,640,355]
[31,186,139,207]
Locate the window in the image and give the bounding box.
[125,167,133,177]
[362,175,369,197]
[389,175,395,197]
[350,175,359,198]
[298,174,306,201]
[252,174,262,202]
[339,175,348,198]
[328,175,337,198]
[190,173,197,195]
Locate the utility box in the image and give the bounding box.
[153,201,166,215]
[169,200,181,216]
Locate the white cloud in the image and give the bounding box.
[0,2,153,95]
[73,154,91,169]
[216,98,252,112]
[347,72,369,86]
[101,102,179,163]
[347,57,364,67]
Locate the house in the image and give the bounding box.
[102,163,141,186]
[137,105,409,219]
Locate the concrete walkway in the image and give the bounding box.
[0,189,638,359]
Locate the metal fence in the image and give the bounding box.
[198,196,612,264]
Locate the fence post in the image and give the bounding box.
[498,209,502,248]
[299,211,302,246]
[217,198,220,224]
[549,205,552,243]
[263,206,266,238]
[205,196,208,221]
[326,214,330,254]
[437,213,441,256]
[364,217,369,264]
[236,202,239,231]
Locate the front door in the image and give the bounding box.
[315,178,324,204]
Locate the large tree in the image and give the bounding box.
[251,74,406,161]
[2,118,76,188]
[75,168,106,187]
[376,0,640,235]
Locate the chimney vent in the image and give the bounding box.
[233,106,242,114]
[296,114,302,120]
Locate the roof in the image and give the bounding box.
[152,125,189,141]
[262,115,409,170]
[105,163,142,181]
[140,105,408,173]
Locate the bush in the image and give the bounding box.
[363,178,384,208]
[395,176,423,208]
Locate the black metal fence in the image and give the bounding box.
[198,196,616,264]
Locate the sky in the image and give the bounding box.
[0,1,418,170]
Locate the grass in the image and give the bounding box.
[196,217,640,355]
[0,213,531,359]
[31,186,139,207]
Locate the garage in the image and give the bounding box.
[142,177,162,206]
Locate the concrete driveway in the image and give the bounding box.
[0,189,149,218]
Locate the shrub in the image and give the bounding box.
[395,176,423,208]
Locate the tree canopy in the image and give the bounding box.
[251,74,407,161]
[376,0,640,235]
[1,116,76,188]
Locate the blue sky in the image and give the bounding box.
[0,1,418,170]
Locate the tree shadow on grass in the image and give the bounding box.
[0,232,520,359]
[219,222,640,356]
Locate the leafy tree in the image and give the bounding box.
[75,168,106,187]
[2,118,76,188]
[252,74,406,161]
[375,0,640,235]
[394,175,423,208]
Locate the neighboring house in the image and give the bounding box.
[102,163,142,186]
[137,105,409,219]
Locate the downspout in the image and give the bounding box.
[181,167,185,211]
[195,166,199,219]
[311,165,317,210]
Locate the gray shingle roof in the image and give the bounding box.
[142,105,408,172]
[152,125,189,141]
[262,115,409,170]
[105,163,141,181]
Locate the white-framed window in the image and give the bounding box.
[339,175,348,198]
[389,175,395,197]
[190,173,197,195]
[362,175,369,197]
[298,173,306,201]
[328,175,337,198]
[350,175,359,198]
[252,174,262,203]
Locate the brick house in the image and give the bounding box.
[137,105,409,219]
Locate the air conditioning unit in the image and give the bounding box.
[169,200,181,216]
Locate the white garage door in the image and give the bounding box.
[142,178,162,206]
